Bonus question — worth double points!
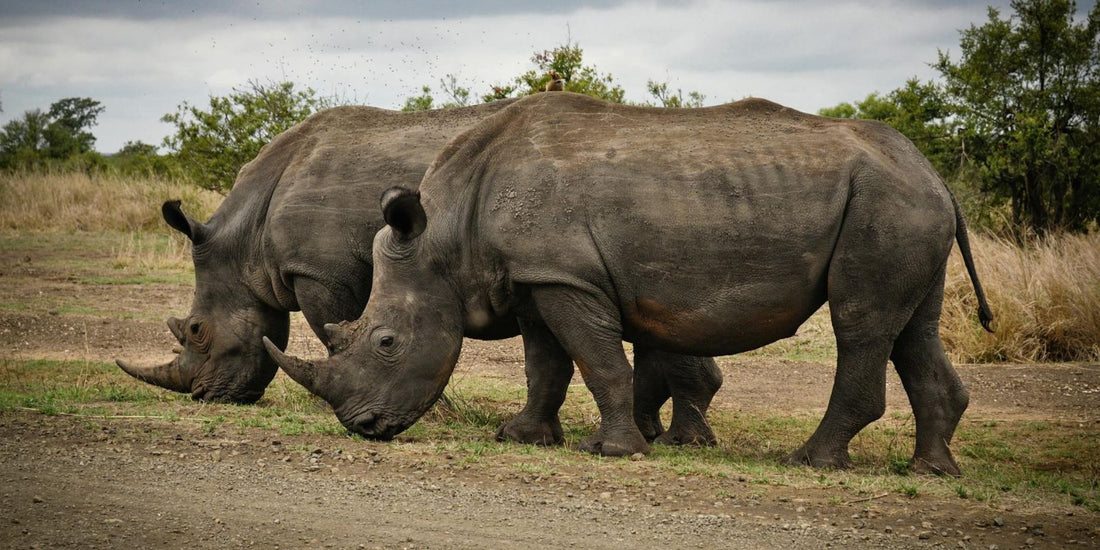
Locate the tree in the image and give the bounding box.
[0,97,104,170]
[645,79,706,108]
[44,97,104,158]
[402,75,472,112]
[0,109,49,169]
[510,42,626,102]
[819,79,959,179]
[935,0,1100,234]
[109,140,177,178]
[402,86,435,112]
[162,81,334,192]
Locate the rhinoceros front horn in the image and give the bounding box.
[115,357,191,394]
[263,336,317,390]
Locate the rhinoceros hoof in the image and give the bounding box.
[635,416,665,442]
[909,456,961,477]
[580,433,651,457]
[782,447,852,470]
[495,418,563,446]
[653,425,717,447]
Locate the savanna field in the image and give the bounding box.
[1,171,1098,548]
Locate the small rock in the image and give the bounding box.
[883,526,893,534]
[630,453,645,461]
[32,496,43,504]
[992,516,1005,527]
[918,531,932,540]
[599,492,612,500]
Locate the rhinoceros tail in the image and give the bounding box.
[948,191,994,333]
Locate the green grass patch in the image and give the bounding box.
[2,355,1096,512]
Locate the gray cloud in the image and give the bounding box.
[1,0,1093,153]
[0,0,636,21]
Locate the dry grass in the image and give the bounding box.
[943,232,1100,362]
[111,231,195,273]
[0,170,221,233]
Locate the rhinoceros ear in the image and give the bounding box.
[380,187,426,240]
[162,200,206,243]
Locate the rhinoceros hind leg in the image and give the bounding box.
[637,348,721,447]
[632,346,670,442]
[497,317,573,446]
[890,274,967,477]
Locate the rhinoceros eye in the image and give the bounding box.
[188,321,211,353]
[380,336,395,347]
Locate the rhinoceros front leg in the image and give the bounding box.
[530,285,650,457]
[495,318,572,446]
[635,347,721,447]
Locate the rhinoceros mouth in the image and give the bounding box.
[343,410,410,441]
[189,383,263,405]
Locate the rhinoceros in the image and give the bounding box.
[116,100,721,446]
[266,92,993,475]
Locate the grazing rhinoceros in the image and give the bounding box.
[266,92,993,475]
[115,100,721,446]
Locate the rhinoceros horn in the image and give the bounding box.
[115,357,191,394]
[263,336,317,390]
[322,323,352,353]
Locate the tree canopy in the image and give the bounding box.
[0,97,104,170]
[161,80,335,193]
[822,0,1100,235]
[936,0,1100,234]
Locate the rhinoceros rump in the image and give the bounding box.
[117,100,721,447]
[268,93,992,475]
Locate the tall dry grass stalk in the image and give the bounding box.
[111,231,194,272]
[943,232,1100,362]
[0,171,222,232]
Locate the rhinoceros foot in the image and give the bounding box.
[579,430,651,457]
[634,411,665,442]
[495,414,564,446]
[653,422,716,447]
[782,445,853,470]
[909,454,961,477]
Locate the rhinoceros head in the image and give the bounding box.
[265,187,463,439]
[116,201,290,404]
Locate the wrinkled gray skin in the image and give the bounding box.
[115,100,720,446]
[268,92,994,475]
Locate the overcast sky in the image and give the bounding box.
[1,0,1094,153]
